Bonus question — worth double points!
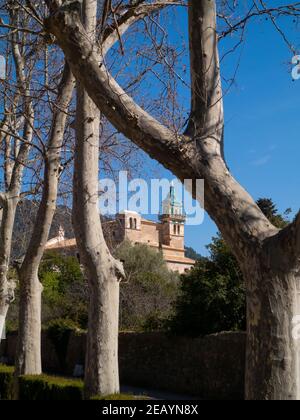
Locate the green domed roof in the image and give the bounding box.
[162,184,183,216]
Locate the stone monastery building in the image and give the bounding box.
[45,185,195,273]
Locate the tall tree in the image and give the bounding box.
[171,234,246,337]
[0,1,75,378]
[257,198,289,229]
[70,0,180,399]
[46,0,300,399]
[0,2,34,345]
[15,64,74,377]
[73,0,123,398]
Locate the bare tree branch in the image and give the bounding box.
[101,0,185,55]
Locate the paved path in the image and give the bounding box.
[121,385,200,400]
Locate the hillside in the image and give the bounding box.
[12,200,74,258]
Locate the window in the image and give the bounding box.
[177,225,180,235]
[129,217,133,229]
[173,224,177,235]
[134,218,137,230]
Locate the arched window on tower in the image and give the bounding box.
[134,219,137,230]
[173,224,177,235]
[177,225,180,235]
[129,217,133,229]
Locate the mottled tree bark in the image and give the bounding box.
[15,65,74,377]
[243,221,300,400]
[0,194,18,343]
[75,87,122,398]
[73,0,124,399]
[0,5,34,346]
[45,0,300,399]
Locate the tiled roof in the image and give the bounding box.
[164,256,196,265]
[45,238,77,249]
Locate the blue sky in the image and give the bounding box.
[126,6,300,256]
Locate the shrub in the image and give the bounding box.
[0,367,146,401]
[40,252,83,290]
[116,241,179,331]
[40,251,88,329]
[116,241,172,278]
[46,318,80,372]
[169,235,246,336]
[18,374,83,400]
[142,312,170,332]
[0,365,14,400]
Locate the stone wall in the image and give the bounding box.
[0,331,246,400]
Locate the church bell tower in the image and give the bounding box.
[159,183,185,249]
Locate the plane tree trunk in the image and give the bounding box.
[0,195,18,342]
[242,226,300,400]
[73,0,124,399]
[0,3,34,347]
[15,65,74,376]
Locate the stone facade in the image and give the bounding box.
[45,186,195,273]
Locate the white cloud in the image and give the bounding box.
[251,154,271,166]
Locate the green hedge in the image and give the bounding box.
[0,365,14,400]
[46,319,80,372]
[91,394,138,400]
[18,375,84,400]
[0,367,83,401]
[0,366,146,400]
